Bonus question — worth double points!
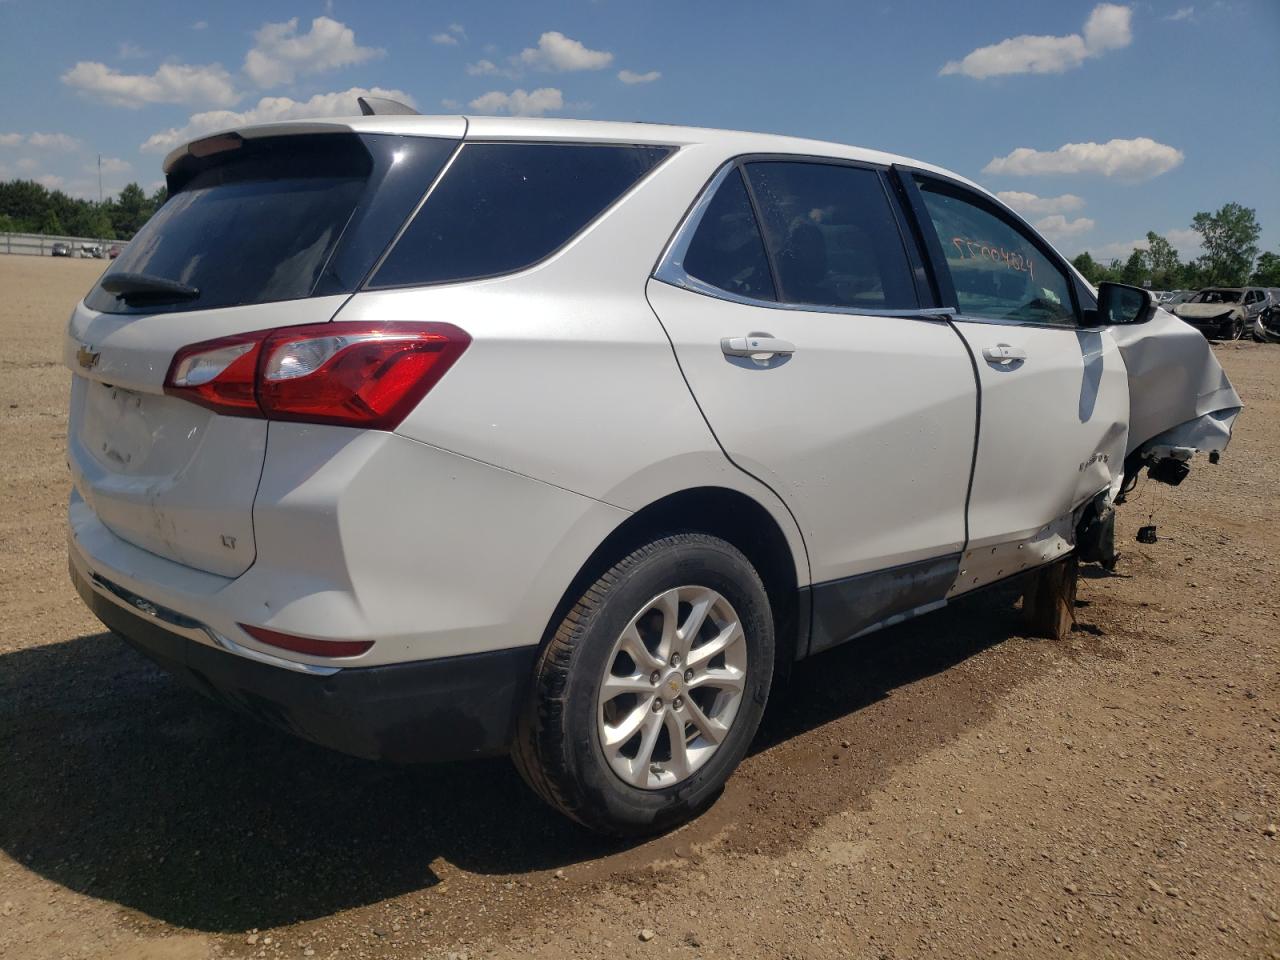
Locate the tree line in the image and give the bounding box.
[0,179,168,241]
[1070,202,1280,290]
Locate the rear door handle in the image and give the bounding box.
[720,334,796,358]
[982,344,1027,364]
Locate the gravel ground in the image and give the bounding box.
[1,254,1276,960]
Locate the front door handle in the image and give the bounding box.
[982,343,1027,365]
[721,334,796,358]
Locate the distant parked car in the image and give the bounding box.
[79,244,104,259]
[1253,289,1280,344]
[1162,290,1196,308]
[1171,287,1268,340]
[107,244,122,259]
[51,241,72,257]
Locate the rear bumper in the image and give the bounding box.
[67,426,628,670]
[72,559,537,762]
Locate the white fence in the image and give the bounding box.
[0,232,124,257]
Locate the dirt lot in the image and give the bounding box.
[1,253,1277,960]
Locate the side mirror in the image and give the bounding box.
[1092,281,1156,327]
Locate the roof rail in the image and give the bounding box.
[357,96,420,117]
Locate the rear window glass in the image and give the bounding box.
[743,161,918,311]
[682,167,776,301]
[85,134,455,315]
[370,142,671,288]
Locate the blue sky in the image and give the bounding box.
[2,0,1277,262]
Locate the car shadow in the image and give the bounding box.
[0,584,1024,933]
[757,580,1024,751]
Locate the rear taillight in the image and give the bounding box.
[239,623,375,658]
[164,322,469,429]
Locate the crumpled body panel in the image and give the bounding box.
[1108,309,1242,458]
[1172,303,1242,321]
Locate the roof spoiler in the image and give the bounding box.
[357,96,420,117]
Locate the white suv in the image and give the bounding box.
[66,110,1240,835]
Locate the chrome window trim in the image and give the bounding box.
[652,161,955,322]
[948,313,1080,331]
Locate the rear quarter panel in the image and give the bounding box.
[337,143,809,583]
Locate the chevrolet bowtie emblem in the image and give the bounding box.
[76,345,100,370]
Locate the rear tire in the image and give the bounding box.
[512,533,774,836]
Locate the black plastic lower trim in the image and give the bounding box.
[801,553,961,656]
[75,566,536,763]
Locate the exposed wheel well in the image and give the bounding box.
[541,487,805,668]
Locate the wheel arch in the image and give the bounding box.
[540,486,810,669]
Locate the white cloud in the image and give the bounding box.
[27,132,80,150]
[618,69,661,85]
[996,191,1086,215]
[92,156,132,174]
[62,61,237,108]
[940,3,1131,78]
[1092,228,1202,261]
[141,85,415,153]
[433,23,466,44]
[1081,3,1133,52]
[192,20,208,30]
[1033,214,1096,242]
[244,16,383,87]
[117,41,148,60]
[1164,227,1201,251]
[0,132,80,150]
[517,31,612,72]
[1164,6,1194,20]
[983,137,1184,179]
[466,58,508,77]
[440,98,462,110]
[37,174,65,190]
[469,87,564,117]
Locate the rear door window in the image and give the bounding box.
[742,161,918,311]
[86,134,455,315]
[371,142,672,287]
[913,177,1077,326]
[680,167,776,301]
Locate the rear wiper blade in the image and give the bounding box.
[100,272,200,304]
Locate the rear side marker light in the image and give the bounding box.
[239,623,375,659]
[165,322,470,429]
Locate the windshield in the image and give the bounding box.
[1193,290,1241,304]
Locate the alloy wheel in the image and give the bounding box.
[596,586,748,790]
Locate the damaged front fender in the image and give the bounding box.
[1110,308,1242,464]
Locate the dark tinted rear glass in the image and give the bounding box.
[683,167,776,301]
[85,134,455,315]
[744,161,917,311]
[370,142,671,287]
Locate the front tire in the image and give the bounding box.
[512,533,774,836]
